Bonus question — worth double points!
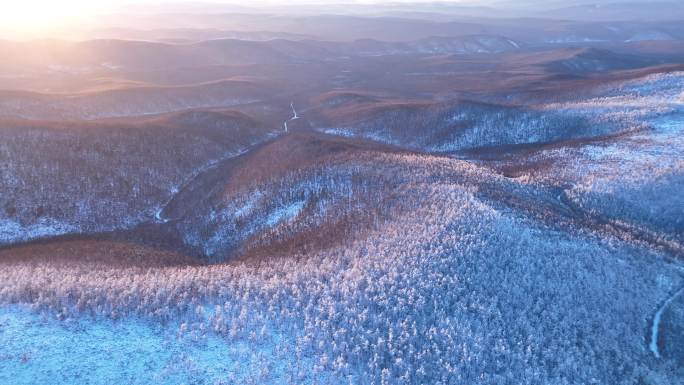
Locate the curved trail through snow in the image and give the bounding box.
[649,286,684,358]
[153,147,251,224]
[158,103,300,223]
[283,102,299,132]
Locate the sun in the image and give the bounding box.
[0,0,111,38]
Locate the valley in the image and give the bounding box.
[0,2,683,384]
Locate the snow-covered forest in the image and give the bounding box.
[1,3,684,384]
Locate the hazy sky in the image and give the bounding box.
[4,0,648,39]
[0,0,477,36]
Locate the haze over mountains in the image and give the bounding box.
[0,1,683,385]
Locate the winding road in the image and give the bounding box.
[283,102,299,132]
[153,147,251,224]
[157,103,301,223]
[649,286,684,358]
[475,179,684,360]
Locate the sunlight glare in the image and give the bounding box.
[0,0,113,38]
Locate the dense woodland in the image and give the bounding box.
[0,24,682,385]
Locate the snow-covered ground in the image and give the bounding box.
[0,219,77,244]
[0,305,330,385]
[1,66,683,385]
[508,72,684,245]
[2,162,682,384]
[265,200,306,227]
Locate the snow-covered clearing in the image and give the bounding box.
[0,219,77,244]
[0,305,329,385]
[265,200,306,227]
